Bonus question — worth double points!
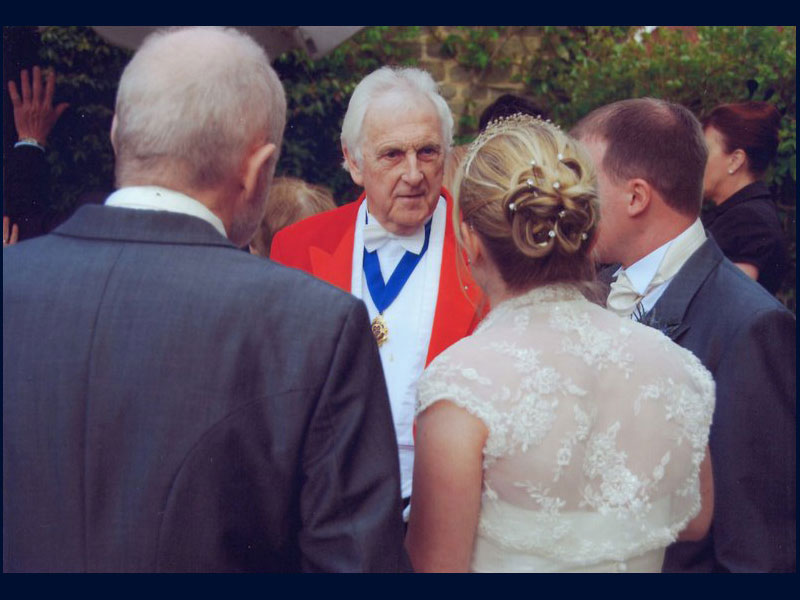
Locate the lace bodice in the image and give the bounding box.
[417,284,715,572]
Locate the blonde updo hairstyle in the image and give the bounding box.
[454,114,599,292]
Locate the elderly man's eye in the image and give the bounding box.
[419,146,440,158]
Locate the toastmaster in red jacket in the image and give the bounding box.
[271,67,483,518]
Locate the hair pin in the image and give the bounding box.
[553,181,561,190]
[581,232,588,240]
[508,202,517,212]
[530,158,537,167]
[526,178,535,188]
[548,230,556,238]
[558,210,566,218]
[557,153,564,161]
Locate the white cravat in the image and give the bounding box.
[607,219,707,319]
[363,220,426,254]
[607,270,649,320]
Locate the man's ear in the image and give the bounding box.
[343,144,364,187]
[626,178,652,217]
[110,114,119,155]
[242,142,277,198]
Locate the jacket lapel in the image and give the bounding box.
[640,238,722,342]
[307,201,359,292]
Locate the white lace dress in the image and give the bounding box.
[416,284,715,572]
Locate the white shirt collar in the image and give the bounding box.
[364,205,428,254]
[615,218,705,295]
[104,185,228,239]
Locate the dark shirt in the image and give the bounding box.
[701,181,789,294]
[3,144,49,240]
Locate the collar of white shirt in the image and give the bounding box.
[363,206,428,254]
[613,218,706,312]
[104,185,228,239]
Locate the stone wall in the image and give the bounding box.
[410,27,544,139]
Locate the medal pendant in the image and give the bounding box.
[371,314,389,347]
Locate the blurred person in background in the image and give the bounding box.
[700,101,789,295]
[249,176,335,257]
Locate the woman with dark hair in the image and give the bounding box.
[701,101,789,294]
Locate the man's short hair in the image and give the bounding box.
[571,98,707,217]
[113,27,286,190]
[340,66,453,171]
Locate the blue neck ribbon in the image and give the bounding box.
[363,219,432,314]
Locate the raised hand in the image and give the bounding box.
[8,66,69,147]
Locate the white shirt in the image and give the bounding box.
[105,185,228,239]
[613,219,707,316]
[350,196,446,502]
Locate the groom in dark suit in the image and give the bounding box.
[3,27,407,572]
[573,98,796,572]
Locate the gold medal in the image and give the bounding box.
[371,314,389,347]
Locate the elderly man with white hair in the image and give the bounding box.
[4,27,408,572]
[271,66,483,518]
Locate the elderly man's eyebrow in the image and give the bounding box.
[375,140,442,154]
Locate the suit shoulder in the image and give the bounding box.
[714,257,789,311]
[187,245,359,320]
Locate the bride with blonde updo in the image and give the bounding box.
[405,114,715,572]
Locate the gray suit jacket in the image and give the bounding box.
[3,204,408,572]
[638,238,796,572]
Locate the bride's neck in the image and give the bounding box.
[480,264,517,308]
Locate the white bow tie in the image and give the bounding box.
[363,221,426,254]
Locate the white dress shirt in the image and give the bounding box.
[612,219,707,317]
[105,186,228,239]
[350,197,446,503]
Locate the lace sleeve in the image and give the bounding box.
[417,349,508,459]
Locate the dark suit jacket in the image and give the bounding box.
[3,204,408,572]
[634,238,796,572]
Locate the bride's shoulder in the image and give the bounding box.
[425,332,488,374]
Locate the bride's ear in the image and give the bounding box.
[460,221,484,264]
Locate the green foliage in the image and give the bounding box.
[440,26,505,72]
[273,26,421,204]
[37,26,131,221]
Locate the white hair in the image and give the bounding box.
[340,66,453,171]
[113,26,286,189]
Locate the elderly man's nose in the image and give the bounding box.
[403,155,424,185]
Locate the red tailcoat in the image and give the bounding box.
[270,189,484,366]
